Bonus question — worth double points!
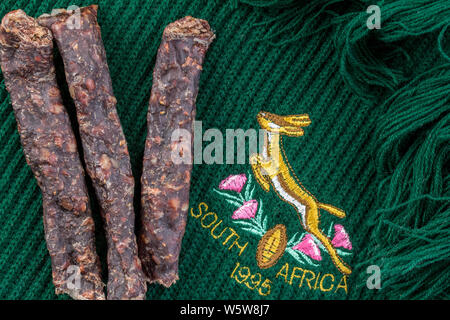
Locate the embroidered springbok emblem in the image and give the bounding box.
[250,111,352,275]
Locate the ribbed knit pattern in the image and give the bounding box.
[0,0,448,299]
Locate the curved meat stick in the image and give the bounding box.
[0,10,104,300]
[140,16,215,287]
[38,5,146,300]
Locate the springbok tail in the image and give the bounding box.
[318,203,346,219]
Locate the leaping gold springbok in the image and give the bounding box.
[250,111,352,275]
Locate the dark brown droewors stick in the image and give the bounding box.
[38,5,146,300]
[0,10,104,300]
[140,16,215,287]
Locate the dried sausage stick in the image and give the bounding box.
[140,16,215,287]
[38,5,146,300]
[0,10,104,300]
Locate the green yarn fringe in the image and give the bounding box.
[335,0,450,101]
[239,0,450,99]
[238,0,304,8]
[237,0,358,45]
[372,65,450,299]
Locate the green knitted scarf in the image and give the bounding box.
[0,0,448,300]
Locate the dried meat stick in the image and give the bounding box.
[38,5,146,300]
[140,16,215,287]
[0,10,104,300]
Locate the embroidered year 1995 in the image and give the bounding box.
[191,111,352,297]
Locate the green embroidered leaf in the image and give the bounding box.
[244,188,249,202]
[286,249,306,265]
[249,185,255,200]
[249,218,260,228]
[225,198,243,207]
[213,189,243,204]
[301,253,319,267]
[247,171,252,187]
[244,172,252,200]
[310,234,326,251]
[287,232,301,246]
[252,222,265,236]
[287,248,320,268]
[327,222,334,237]
[232,220,254,228]
[287,238,295,246]
[336,249,352,256]
[255,216,261,227]
[262,215,268,231]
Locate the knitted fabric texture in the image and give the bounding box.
[0,0,448,299]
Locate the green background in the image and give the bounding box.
[0,0,448,300]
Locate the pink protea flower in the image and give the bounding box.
[232,200,258,219]
[293,234,322,261]
[219,174,247,193]
[331,224,352,250]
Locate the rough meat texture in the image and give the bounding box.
[0,10,104,300]
[140,16,215,287]
[38,5,146,300]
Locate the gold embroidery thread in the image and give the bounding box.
[250,111,352,275]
